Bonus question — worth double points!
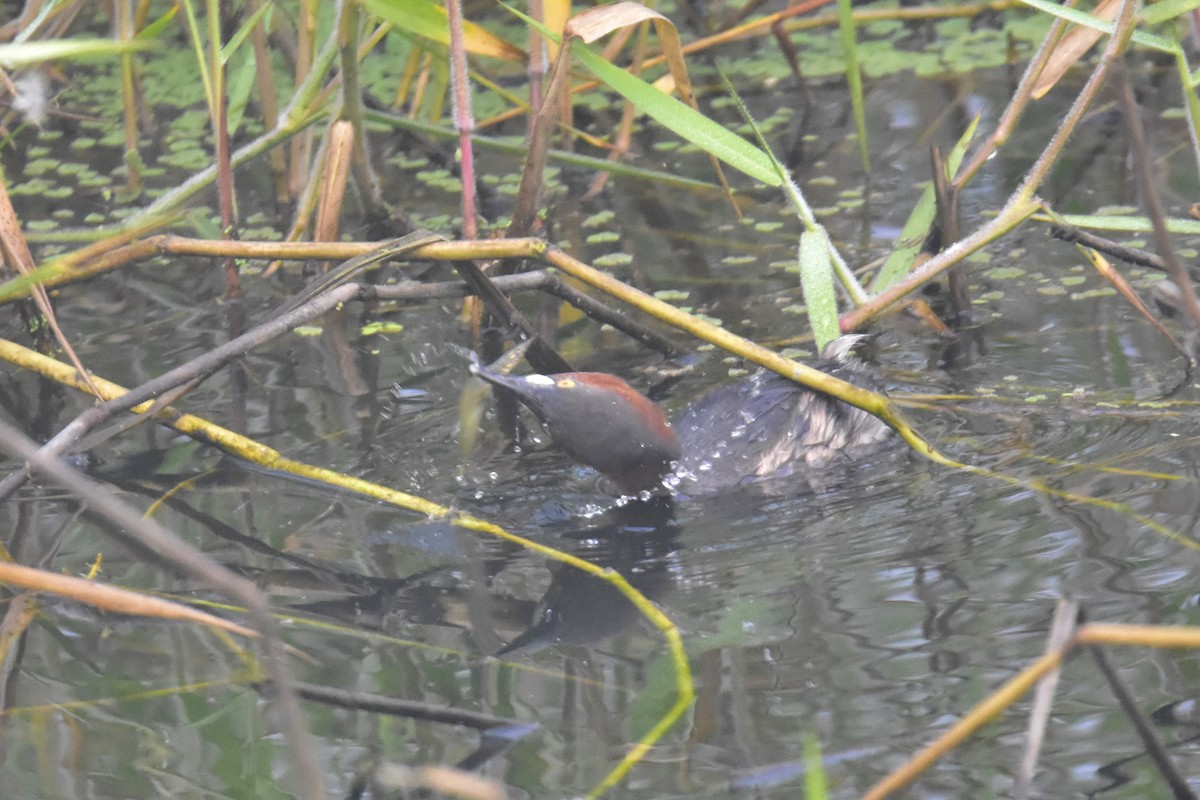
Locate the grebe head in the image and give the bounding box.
[471,364,681,493]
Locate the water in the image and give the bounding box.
[3,44,1200,800]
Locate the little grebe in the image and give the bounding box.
[471,337,891,493]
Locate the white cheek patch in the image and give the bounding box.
[524,374,555,386]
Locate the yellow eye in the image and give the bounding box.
[556,378,576,389]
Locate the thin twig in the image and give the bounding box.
[445,0,479,240]
[1114,56,1200,331]
[288,681,521,729]
[1049,223,1173,273]
[1014,599,1080,799]
[377,272,683,357]
[1091,644,1197,800]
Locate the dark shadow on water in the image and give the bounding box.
[497,496,681,655]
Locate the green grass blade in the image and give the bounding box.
[135,7,179,40]
[1173,49,1200,179]
[1047,213,1200,233]
[574,44,780,185]
[362,0,450,48]
[499,2,781,186]
[176,0,215,116]
[219,0,273,64]
[362,0,523,61]
[226,51,257,136]
[803,732,828,800]
[1143,0,1200,25]
[835,0,869,171]
[0,261,64,304]
[799,229,840,351]
[0,39,154,68]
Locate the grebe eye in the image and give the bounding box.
[556,378,576,389]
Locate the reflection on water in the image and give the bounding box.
[4,61,1200,799]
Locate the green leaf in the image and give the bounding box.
[0,261,63,304]
[136,7,179,41]
[871,114,980,292]
[361,0,524,61]
[220,0,274,64]
[176,0,215,117]
[0,39,154,68]
[803,732,828,800]
[1049,214,1200,233]
[1143,0,1200,26]
[362,0,448,47]
[500,2,781,186]
[799,229,840,351]
[574,44,780,186]
[225,50,258,137]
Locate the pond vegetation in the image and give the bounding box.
[3,1,1200,798]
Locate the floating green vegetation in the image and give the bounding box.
[242,227,283,241]
[409,213,454,230]
[585,231,620,245]
[23,158,57,176]
[361,321,405,336]
[986,266,1026,280]
[416,168,462,192]
[582,210,615,228]
[1071,287,1118,300]
[592,252,634,268]
[387,154,429,169]
[77,174,112,188]
[159,148,212,170]
[9,178,51,195]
